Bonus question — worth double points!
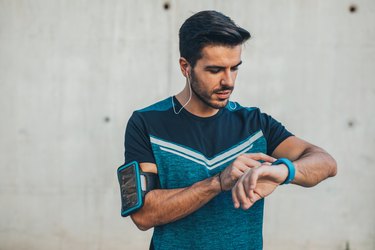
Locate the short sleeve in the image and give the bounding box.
[259,112,293,155]
[124,111,156,164]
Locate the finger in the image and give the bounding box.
[243,153,276,163]
[235,179,252,210]
[232,181,248,209]
[248,168,260,203]
[238,168,256,201]
[221,167,243,190]
[249,192,263,207]
[232,184,240,208]
[242,170,256,199]
[237,156,263,170]
[231,166,244,179]
[242,174,251,198]
[253,189,264,200]
[245,193,263,210]
[233,160,253,175]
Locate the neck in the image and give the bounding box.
[175,84,219,118]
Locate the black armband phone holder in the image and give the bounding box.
[117,161,160,217]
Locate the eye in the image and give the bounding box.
[231,66,239,72]
[208,68,221,74]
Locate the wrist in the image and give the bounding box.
[272,158,296,185]
[192,175,222,196]
[218,172,224,192]
[272,164,289,184]
[215,173,223,192]
[199,174,222,194]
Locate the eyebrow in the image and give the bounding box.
[204,61,243,70]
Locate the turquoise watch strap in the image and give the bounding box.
[272,158,296,185]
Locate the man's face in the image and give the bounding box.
[188,45,242,109]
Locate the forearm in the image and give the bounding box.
[292,146,337,187]
[131,175,221,230]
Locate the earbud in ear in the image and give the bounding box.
[186,66,191,77]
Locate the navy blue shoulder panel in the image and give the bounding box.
[137,97,173,113]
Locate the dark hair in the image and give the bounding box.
[179,10,251,68]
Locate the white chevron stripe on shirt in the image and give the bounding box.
[150,130,263,170]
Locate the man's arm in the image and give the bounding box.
[131,162,221,231]
[130,154,276,230]
[272,136,337,187]
[231,136,337,209]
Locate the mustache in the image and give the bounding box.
[213,87,234,93]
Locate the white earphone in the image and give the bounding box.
[172,68,192,115]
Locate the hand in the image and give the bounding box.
[219,153,276,191]
[232,163,288,210]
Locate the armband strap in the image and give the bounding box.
[140,171,160,196]
[272,158,296,185]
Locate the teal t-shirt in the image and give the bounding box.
[124,96,292,250]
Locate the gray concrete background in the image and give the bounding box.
[0,0,374,249]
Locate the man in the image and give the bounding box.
[123,10,337,250]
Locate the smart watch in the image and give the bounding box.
[272,158,296,185]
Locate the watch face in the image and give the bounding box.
[118,163,141,212]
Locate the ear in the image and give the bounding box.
[179,57,190,77]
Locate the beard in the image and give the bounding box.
[188,70,233,109]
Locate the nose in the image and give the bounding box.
[220,69,234,87]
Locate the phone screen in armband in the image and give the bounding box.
[117,161,143,217]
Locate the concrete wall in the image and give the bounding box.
[0,0,374,249]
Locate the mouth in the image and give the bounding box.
[215,90,232,100]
